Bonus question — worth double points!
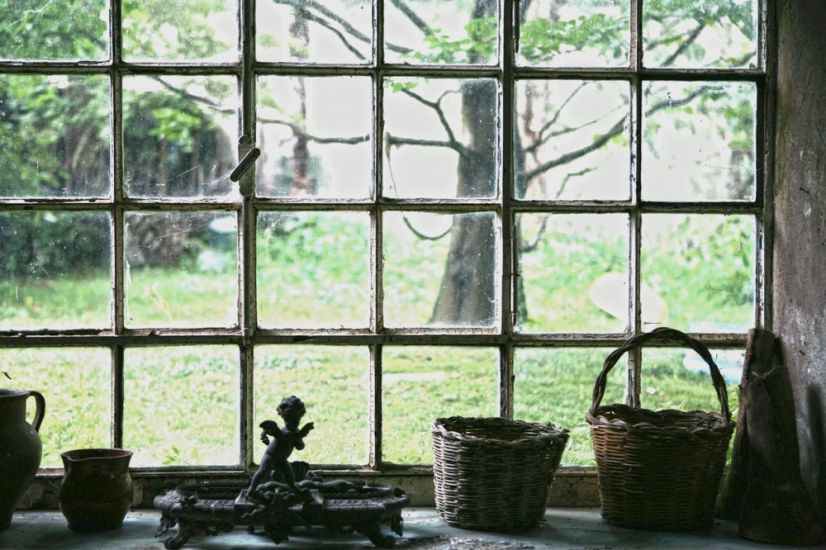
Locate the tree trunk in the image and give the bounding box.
[430,0,498,325]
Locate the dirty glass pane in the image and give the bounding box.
[383,78,498,199]
[517,214,629,333]
[383,347,498,464]
[0,211,111,330]
[642,81,756,201]
[124,346,239,467]
[123,76,238,199]
[0,1,109,61]
[642,214,756,332]
[515,80,630,200]
[257,77,371,199]
[514,348,625,466]
[0,75,110,198]
[384,0,498,65]
[517,0,629,68]
[124,212,238,328]
[641,348,742,415]
[1,348,110,469]
[383,211,498,328]
[644,0,758,68]
[257,212,370,329]
[257,0,371,64]
[255,346,368,465]
[122,0,238,62]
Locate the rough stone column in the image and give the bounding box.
[774,0,826,510]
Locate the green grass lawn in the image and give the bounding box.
[0,214,747,468]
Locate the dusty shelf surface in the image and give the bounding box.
[0,508,796,549]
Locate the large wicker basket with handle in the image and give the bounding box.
[586,327,734,531]
[432,416,569,531]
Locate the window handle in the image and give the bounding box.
[231,146,261,196]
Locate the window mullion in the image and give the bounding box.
[500,0,516,419]
[370,0,385,469]
[628,0,644,408]
[239,0,256,471]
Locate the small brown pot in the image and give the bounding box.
[59,448,133,532]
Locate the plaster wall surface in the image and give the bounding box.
[774,0,826,510]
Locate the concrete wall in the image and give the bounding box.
[774,0,826,510]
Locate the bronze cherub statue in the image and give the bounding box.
[154,395,409,549]
[248,395,314,499]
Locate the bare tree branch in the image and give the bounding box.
[389,0,435,36]
[291,5,367,60]
[264,118,369,145]
[271,0,413,55]
[518,167,596,253]
[153,76,369,146]
[523,85,714,181]
[386,134,463,153]
[400,88,465,157]
[402,215,453,241]
[660,23,705,67]
[533,81,588,139]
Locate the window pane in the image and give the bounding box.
[515,80,630,201]
[125,212,238,328]
[1,348,110,469]
[383,347,498,464]
[644,0,758,68]
[0,211,111,330]
[254,346,368,465]
[641,348,742,414]
[384,78,498,199]
[257,212,370,329]
[256,0,371,64]
[124,346,239,467]
[384,0,498,65]
[257,76,372,199]
[514,348,626,466]
[0,75,110,198]
[642,214,755,332]
[122,0,238,62]
[517,0,629,67]
[383,212,498,328]
[124,76,238,199]
[642,81,756,202]
[0,1,109,61]
[517,214,629,333]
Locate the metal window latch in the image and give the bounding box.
[231,146,261,196]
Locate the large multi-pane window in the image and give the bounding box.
[0,1,765,473]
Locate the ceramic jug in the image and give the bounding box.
[0,389,45,531]
[59,448,133,532]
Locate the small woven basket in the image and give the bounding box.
[587,327,734,531]
[432,416,569,531]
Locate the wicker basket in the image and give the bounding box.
[432,416,569,531]
[587,327,734,531]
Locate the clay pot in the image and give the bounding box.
[0,389,45,531]
[59,448,133,532]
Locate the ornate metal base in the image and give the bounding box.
[154,480,408,549]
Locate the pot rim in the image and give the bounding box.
[61,448,133,462]
[0,388,33,397]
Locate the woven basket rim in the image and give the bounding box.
[586,403,733,438]
[433,416,569,447]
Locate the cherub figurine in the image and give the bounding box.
[248,395,314,498]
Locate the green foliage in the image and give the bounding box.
[0,0,108,61]
[519,13,626,64]
[121,0,231,60]
[412,17,497,64]
[0,212,109,278]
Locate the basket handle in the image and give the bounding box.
[589,327,731,423]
